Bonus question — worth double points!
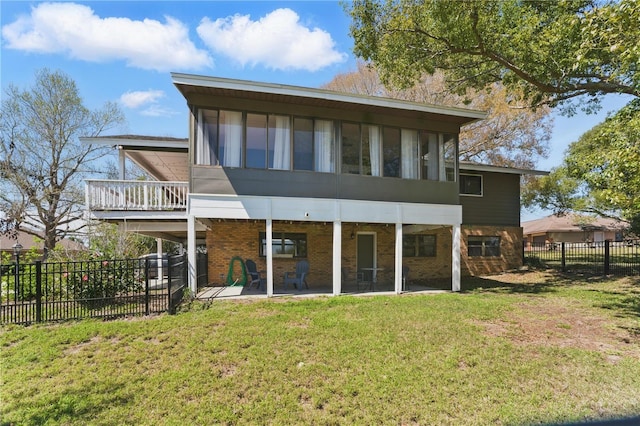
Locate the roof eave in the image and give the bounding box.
[460,163,549,176]
[171,72,487,124]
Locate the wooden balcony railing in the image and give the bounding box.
[85,180,188,211]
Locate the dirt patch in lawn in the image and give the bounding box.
[473,293,640,360]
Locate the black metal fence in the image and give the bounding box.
[0,254,188,325]
[524,239,640,275]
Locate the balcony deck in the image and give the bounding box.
[86,180,188,211]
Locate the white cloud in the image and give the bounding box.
[197,8,347,71]
[2,2,212,71]
[119,90,178,117]
[120,90,165,109]
[140,105,179,118]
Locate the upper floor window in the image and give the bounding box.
[195,108,335,173]
[460,174,483,196]
[195,107,456,181]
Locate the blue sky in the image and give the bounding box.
[1,1,633,220]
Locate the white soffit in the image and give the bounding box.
[188,194,462,226]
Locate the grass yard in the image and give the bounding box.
[1,271,639,425]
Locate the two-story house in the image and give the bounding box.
[84,74,544,296]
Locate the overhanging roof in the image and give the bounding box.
[460,162,549,176]
[80,135,188,181]
[171,73,487,127]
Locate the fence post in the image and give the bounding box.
[144,258,150,316]
[167,255,173,314]
[604,240,611,275]
[561,242,566,272]
[35,261,42,323]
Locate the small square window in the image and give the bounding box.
[259,233,307,258]
[468,236,500,257]
[460,174,483,196]
[403,235,436,257]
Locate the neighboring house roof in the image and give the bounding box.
[523,214,627,235]
[0,230,86,254]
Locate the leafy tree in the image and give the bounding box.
[323,62,551,169]
[0,69,125,258]
[347,0,639,113]
[523,99,640,232]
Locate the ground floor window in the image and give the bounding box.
[403,234,436,257]
[259,233,307,258]
[468,236,501,257]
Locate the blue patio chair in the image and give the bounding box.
[245,259,265,290]
[283,260,309,290]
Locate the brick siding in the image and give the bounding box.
[205,221,523,287]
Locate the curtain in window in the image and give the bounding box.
[401,129,418,179]
[368,125,382,177]
[196,109,215,165]
[314,120,334,173]
[271,115,291,170]
[221,111,243,167]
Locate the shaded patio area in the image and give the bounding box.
[196,280,449,301]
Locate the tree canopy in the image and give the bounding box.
[0,69,125,257]
[347,0,640,113]
[523,99,640,232]
[323,62,551,169]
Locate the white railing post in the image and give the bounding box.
[143,183,149,210]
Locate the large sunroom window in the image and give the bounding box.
[383,127,401,177]
[268,115,291,170]
[194,108,457,180]
[246,113,267,169]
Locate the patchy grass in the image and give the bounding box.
[2,271,640,425]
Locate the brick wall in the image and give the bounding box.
[204,221,523,287]
[460,225,523,276]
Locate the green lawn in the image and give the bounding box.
[2,272,639,425]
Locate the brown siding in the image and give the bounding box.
[460,171,521,226]
[193,166,459,205]
[461,225,523,276]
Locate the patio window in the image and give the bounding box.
[314,120,335,173]
[460,174,483,196]
[341,122,361,174]
[246,113,267,169]
[363,124,382,176]
[442,133,457,182]
[195,109,218,165]
[383,127,401,177]
[219,110,243,167]
[259,232,307,258]
[293,118,313,171]
[420,132,439,181]
[268,115,291,170]
[403,235,436,257]
[194,107,457,181]
[401,129,419,179]
[468,236,500,257]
